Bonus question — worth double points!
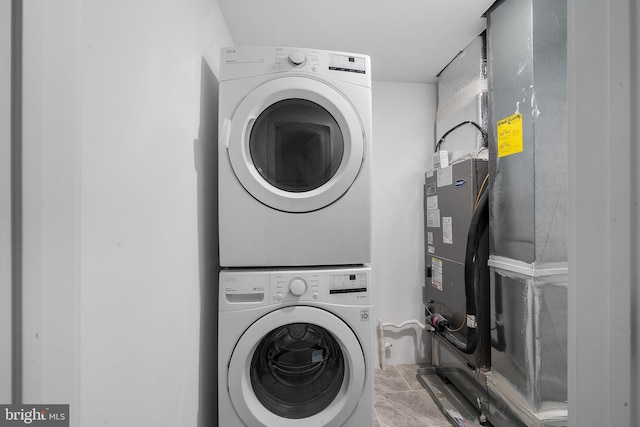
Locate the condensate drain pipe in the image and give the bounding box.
[377,319,433,371]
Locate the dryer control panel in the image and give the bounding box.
[219,46,371,87]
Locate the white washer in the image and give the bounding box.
[218,47,372,267]
[218,266,374,426]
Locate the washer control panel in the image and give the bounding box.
[219,267,371,310]
[269,268,370,305]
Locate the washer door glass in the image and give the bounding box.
[250,323,344,419]
[249,99,344,193]
[227,306,365,426]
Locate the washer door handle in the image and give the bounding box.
[221,117,231,149]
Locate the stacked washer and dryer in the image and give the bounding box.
[217,47,374,426]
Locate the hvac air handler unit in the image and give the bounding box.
[419,1,568,426]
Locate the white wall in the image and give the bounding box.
[372,81,436,366]
[568,0,640,425]
[22,0,81,411]
[21,1,232,426]
[0,0,12,404]
[80,2,230,425]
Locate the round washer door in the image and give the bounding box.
[226,77,365,213]
[228,306,366,426]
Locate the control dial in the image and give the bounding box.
[289,278,308,297]
[288,51,306,66]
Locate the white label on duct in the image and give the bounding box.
[427,195,438,210]
[442,217,453,244]
[427,210,440,228]
[427,231,434,245]
[427,245,435,254]
[432,258,443,291]
[437,166,453,187]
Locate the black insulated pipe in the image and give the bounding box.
[444,328,477,355]
[434,121,489,153]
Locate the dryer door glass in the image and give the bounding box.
[250,99,344,192]
[250,323,344,419]
[227,76,366,213]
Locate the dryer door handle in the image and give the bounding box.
[246,117,256,139]
[221,118,231,149]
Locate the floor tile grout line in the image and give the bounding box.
[382,401,447,426]
[374,364,414,394]
[398,364,427,391]
[398,367,414,391]
[376,390,451,423]
[373,407,382,427]
[375,364,453,427]
[379,389,429,395]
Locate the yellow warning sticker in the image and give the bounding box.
[497,114,523,158]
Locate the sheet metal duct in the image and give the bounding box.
[487,0,567,264]
[486,0,568,422]
[435,34,488,163]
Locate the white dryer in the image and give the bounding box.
[218,266,374,427]
[218,47,372,267]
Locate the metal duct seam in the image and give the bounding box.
[488,255,568,278]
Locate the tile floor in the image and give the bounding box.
[374,364,450,427]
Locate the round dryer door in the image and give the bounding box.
[225,77,365,213]
[227,306,366,426]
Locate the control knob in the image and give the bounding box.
[288,51,306,66]
[289,278,307,296]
